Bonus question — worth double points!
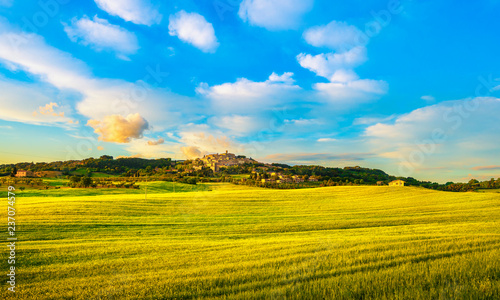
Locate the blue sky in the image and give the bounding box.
[0,0,499,183]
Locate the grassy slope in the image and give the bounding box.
[69,169,116,177]
[1,186,499,299]
[3,181,209,198]
[478,189,500,193]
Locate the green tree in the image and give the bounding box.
[468,179,479,189]
[70,176,81,184]
[81,176,93,188]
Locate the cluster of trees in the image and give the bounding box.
[321,179,365,186]
[438,178,500,192]
[231,178,304,189]
[245,165,407,186]
[0,177,45,187]
[473,178,500,189]
[237,175,376,189]
[69,176,143,189]
[75,175,206,188]
[288,166,391,184]
[68,176,95,188]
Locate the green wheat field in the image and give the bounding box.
[2,184,499,299]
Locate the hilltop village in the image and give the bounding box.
[191,151,319,183]
[194,151,254,172]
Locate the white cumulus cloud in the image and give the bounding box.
[87,113,149,143]
[64,15,139,59]
[94,0,162,26]
[297,46,367,80]
[168,11,219,53]
[303,21,365,51]
[297,46,387,105]
[197,72,301,113]
[181,146,204,159]
[298,20,387,107]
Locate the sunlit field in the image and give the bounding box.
[1,185,499,299]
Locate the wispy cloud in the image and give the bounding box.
[421,95,436,102]
[317,138,337,142]
[303,20,364,51]
[116,154,143,159]
[314,78,388,105]
[353,115,396,126]
[125,138,179,159]
[285,119,322,126]
[64,15,139,59]
[209,115,262,136]
[365,97,500,177]
[263,152,370,163]
[67,134,96,140]
[147,138,165,146]
[34,102,64,117]
[239,0,313,30]
[0,22,184,133]
[472,165,500,171]
[0,78,76,126]
[94,0,162,26]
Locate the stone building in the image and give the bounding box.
[15,170,34,177]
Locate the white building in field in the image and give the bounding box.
[389,180,405,186]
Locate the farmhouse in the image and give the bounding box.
[277,177,292,184]
[15,170,34,177]
[261,178,276,184]
[389,180,405,186]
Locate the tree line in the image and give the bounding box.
[2,156,499,192]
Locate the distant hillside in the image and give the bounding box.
[0,156,174,177]
[1,155,499,192]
